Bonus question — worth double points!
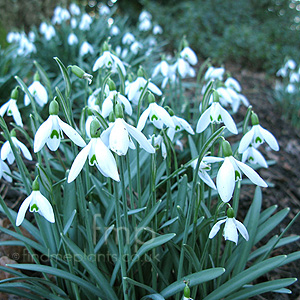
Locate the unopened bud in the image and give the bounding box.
[70,65,93,85]
[107,78,116,91]
[102,41,109,52]
[137,66,144,77]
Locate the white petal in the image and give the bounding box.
[16,194,33,226]
[0,101,10,116]
[234,219,249,241]
[10,103,23,127]
[112,54,126,76]
[95,138,120,181]
[34,117,53,152]
[151,103,174,128]
[35,192,55,223]
[32,82,48,106]
[14,139,32,161]
[109,119,129,155]
[234,158,268,187]
[196,107,212,133]
[161,61,169,77]
[128,79,141,101]
[224,218,238,244]
[118,94,132,116]
[218,104,238,134]
[258,125,279,151]
[125,121,155,154]
[47,137,60,151]
[137,107,150,131]
[1,141,12,161]
[101,97,113,118]
[92,56,105,72]
[174,116,194,134]
[238,128,255,153]
[68,142,91,183]
[209,219,226,239]
[148,82,162,96]
[58,118,86,147]
[203,156,224,164]
[198,170,217,189]
[216,157,235,202]
[0,160,12,182]
[252,147,268,168]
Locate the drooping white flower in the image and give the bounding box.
[34,100,86,152]
[79,41,94,57]
[99,4,110,15]
[149,134,167,159]
[101,116,155,156]
[24,75,48,107]
[191,156,223,189]
[79,13,93,31]
[209,209,249,245]
[152,60,169,78]
[1,134,32,165]
[174,58,195,78]
[166,113,194,142]
[153,25,163,35]
[7,32,20,44]
[44,25,56,41]
[241,145,268,168]
[68,121,119,183]
[196,95,238,135]
[180,47,198,66]
[139,11,152,21]
[67,33,78,46]
[16,179,54,226]
[161,64,177,89]
[69,3,81,15]
[52,6,70,24]
[238,113,279,153]
[204,66,225,81]
[225,77,241,92]
[139,18,152,31]
[130,41,143,55]
[137,102,174,131]
[0,159,12,182]
[126,76,162,105]
[122,33,135,45]
[93,50,126,76]
[110,25,120,36]
[0,89,23,127]
[216,140,268,203]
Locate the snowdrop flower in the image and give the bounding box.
[44,25,56,41]
[70,18,77,29]
[238,113,279,153]
[115,46,128,59]
[0,87,23,127]
[126,70,162,105]
[139,11,152,21]
[80,41,94,57]
[180,46,198,66]
[137,94,174,131]
[1,130,32,165]
[174,58,195,78]
[34,100,86,152]
[152,60,169,78]
[183,283,193,300]
[130,41,143,55]
[69,3,80,15]
[139,18,152,31]
[24,73,48,107]
[7,32,20,43]
[228,90,249,113]
[191,156,223,189]
[216,87,233,107]
[161,64,177,89]
[196,91,238,135]
[153,25,163,35]
[216,140,267,203]
[68,119,119,183]
[99,4,110,15]
[101,104,155,156]
[67,33,78,46]
[286,83,296,94]
[110,25,120,36]
[204,66,225,81]
[16,178,55,226]
[93,44,126,76]
[122,33,135,45]
[28,31,35,42]
[88,87,106,111]
[52,6,70,24]
[79,13,93,31]
[290,72,300,83]
[209,206,249,245]
[149,134,167,159]
[0,159,12,182]
[225,77,242,92]
[241,145,268,168]
[70,65,93,85]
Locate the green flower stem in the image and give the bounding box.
[192,182,203,248]
[232,180,241,216]
[113,180,129,300]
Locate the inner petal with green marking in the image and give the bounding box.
[255,136,263,144]
[235,170,241,181]
[89,154,97,166]
[151,114,158,121]
[50,129,60,139]
[30,204,39,212]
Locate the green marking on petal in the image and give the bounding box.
[151,114,158,121]
[217,114,222,122]
[255,136,263,144]
[30,204,39,212]
[8,109,12,115]
[235,170,241,181]
[175,125,181,131]
[249,156,254,161]
[50,129,60,139]
[90,154,97,165]
[210,115,213,122]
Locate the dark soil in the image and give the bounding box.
[227,63,300,300]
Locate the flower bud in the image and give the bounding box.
[11,87,19,100]
[70,65,93,85]
[34,71,40,82]
[10,129,17,138]
[107,78,116,91]
[115,102,124,119]
[251,112,259,126]
[222,140,232,157]
[49,99,59,115]
[183,283,190,298]
[32,176,40,191]
[90,119,101,138]
[127,73,133,83]
[165,106,174,116]
[227,206,235,218]
[148,91,155,104]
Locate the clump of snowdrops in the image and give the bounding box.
[0,3,299,300]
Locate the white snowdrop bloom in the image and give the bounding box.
[289,72,300,83]
[162,64,177,89]
[209,209,249,245]
[225,77,242,92]
[67,33,78,46]
[216,87,233,107]
[196,98,238,135]
[24,79,48,107]
[0,99,23,127]
[39,22,48,35]
[216,141,267,203]
[44,25,56,41]
[180,47,198,66]
[238,114,279,153]
[99,4,110,15]
[122,33,135,45]
[126,77,162,105]
[139,18,152,31]
[174,58,195,78]
[1,135,32,165]
[286,59,296,70]
[137,102,175,131]
[101,91,132,118]
[139,11,152,21]
[276,67,287,78]
[7,32,20,43]
[153,24,163,35]
[93,51,126,76]
[241,145,268,168]
[34,100,86,152]
[169,114,194,135]
[70,18,77,29]
[110,25,120,36]
[152,60,169,78]
[148,37,157,47]
[231,92,249,113]
[16,179,54,226]
[69,3,81,15]
[28,31,35,42]
[191,156,224,190]
[87,87,106,111]
[79,13,93,31]
[0,159,12,182]
[286,83,296,94]
[130,41,143,55]
[52,7,70,24]
[149,134,167,159]
[204,66,225,81]
[79,41,94,57]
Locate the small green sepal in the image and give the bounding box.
[109,111,115,123]
[102,41,109,52]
